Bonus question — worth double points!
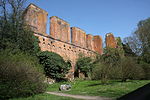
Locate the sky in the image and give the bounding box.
[26,0,150,42]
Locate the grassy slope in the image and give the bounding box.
[10,80,150,100]
[47,80,150,98]
[10,93,78,100]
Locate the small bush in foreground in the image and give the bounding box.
[0,52,46,100]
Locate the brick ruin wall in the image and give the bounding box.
[105,33,117,48]
[24,4,118,76]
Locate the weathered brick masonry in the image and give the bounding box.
[105,33,117,48]
[24,4,117,77]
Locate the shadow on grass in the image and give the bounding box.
[87,82,114,87]
[117,83,150,100]
[86,80,138,87]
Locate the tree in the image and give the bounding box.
[100,48,122,66]
[37,51,71,81]
[92,48,123,83]
[0,0,40,55]
[124,18,150,64]
[119,57,144,82]
[75,56,93,78]
[122,43,136,57]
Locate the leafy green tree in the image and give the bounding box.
[75,56,93,78]
[124,17,150,64]
[93,47,123,83]
[119,57,144,82]
[92,62,111,84]
[37,51,71,81]
[100,48,122,66]
[122,43,136,57]
[0,0,40,55]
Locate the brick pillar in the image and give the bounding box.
[93,35,103,54]
[50,16,70,43]
[24,3,48,35]
[105,33,117,48]
[71,27,86,48]
[86,34,94,50]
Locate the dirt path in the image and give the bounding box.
[46,92,112,100]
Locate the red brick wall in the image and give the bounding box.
[34,33,95,72]
[93,36,103,54]
[105,33,117,48]
[24,4,48,35]
[24,4,104,75]
[86,34,94,50]
[71,27,86,48]
[50,16,71,43]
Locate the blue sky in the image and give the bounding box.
[26,0,150,42]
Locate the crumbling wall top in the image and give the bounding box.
[50,16,70,25]
[26,3,48,15]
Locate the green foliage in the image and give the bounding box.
[0,0,40,55]
[75,56,93,78]
[124,17,150,64]
[93,47,145,82]
[0,21,40,55]
[122,43,136,57]
[119,57,145,82]
[92,62,111,84]
[115,37,124,56]
[92,48,123,83]
[37,51,71,81]
[100,48,122,66]
[0,51,46,100]
[140,62,150,79]
[135,17,150,55]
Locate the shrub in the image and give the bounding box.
[140,62,150,79]
[37,51,71,81]
[92,62,111,84]
[119,57,145,82]
[75,56,93,78]
[0,21,40,55]
[100,48,122,66]
[0,51,46,100]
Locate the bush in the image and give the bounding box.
[37,51,71,81]
[0,21,40,55]
[140,62,150,79]
[119,57,145,82]
[75,56,93,78]
[0,51,46,100]
[92,62,112,84]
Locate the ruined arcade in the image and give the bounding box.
[24,4,117,74]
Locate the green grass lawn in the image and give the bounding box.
[47,80,150,99]
[9,93,78,100]
[9,80,150,100]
